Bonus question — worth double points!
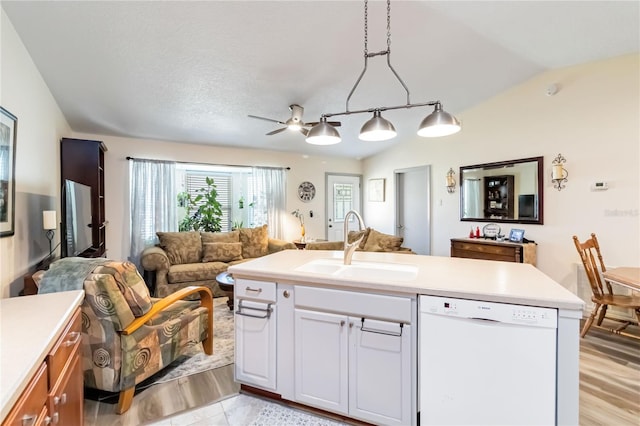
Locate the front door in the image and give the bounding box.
[326,174,362,241]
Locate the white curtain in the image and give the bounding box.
[129,159,177,268]
[251,167,286,239]
[463,178,482,218]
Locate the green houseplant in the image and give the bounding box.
[178,177,223,232]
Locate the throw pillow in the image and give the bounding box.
[363,229,404,252]
[348,228,371,249]
[202,242,243,263]
[239,224,269,258]
[157,231,202,265]
[92,261,152,317]
[201,230,240,244]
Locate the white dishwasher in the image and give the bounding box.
[419,295,557,426]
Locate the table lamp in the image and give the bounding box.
[43,210,57,259]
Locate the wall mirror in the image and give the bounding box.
[460,156,544,225]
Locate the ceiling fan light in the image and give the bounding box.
[306,118,341,145]
[359,111,397,141]
[288,123,302,132]
[417,103,461,138]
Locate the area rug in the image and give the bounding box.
[249,402,345,426]
[143,296,235,386]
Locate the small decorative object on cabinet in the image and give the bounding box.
[60,138,107,257]
[484,175,514,219]
[451,237,537,266]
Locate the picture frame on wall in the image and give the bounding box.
[369,178,385,202]
[0,107,17,238]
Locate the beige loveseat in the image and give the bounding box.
[140,225,295,297]
[305,228,414,253]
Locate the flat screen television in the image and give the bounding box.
[63,179,93,256]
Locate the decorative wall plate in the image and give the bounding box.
[482,223,501,239]
[297,181,316,202]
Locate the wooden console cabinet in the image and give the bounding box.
[1,292,84,426]
[451,238,537,266]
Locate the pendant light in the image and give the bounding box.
[306,116,342,145]
[360,110,397,141]
[307,0,461,145]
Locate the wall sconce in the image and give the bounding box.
[43,210,57,259]
[551,153,568,191]
[446,168,456,193]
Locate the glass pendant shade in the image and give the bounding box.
[306,117,341,145]
[359,110,397,141]
[417,103,461,137]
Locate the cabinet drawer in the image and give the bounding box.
[452,241,515,257]
[2,363,48,426]
[47,308,82,387]
[235,279,276,302]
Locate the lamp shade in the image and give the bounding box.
[417,103,461,137]
[43,210,57,230]
[359,110,397,141]
[306,117,341,145]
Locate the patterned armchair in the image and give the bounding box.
[38,260,213,414]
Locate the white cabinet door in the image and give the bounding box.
[294,309,349,415]
[235,300,277,390]
[349,318,412,425]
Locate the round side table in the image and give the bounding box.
[216,271,235,310]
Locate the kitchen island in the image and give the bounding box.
[229,250,583,425]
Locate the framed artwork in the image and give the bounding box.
[0,107,17,238]
[369,178,385,202]
[509,228,525,243]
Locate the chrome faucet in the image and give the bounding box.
[343,210,366,265]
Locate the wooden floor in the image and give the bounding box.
[85,319,640,425]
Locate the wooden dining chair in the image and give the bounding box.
[573,233,640,338]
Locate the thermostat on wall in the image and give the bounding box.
[591,182,609,191]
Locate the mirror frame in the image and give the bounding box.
[459,156,544,225]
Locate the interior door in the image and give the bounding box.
[326,174,362,241]
[395,166,431,255]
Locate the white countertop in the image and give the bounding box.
[0,290,84,422]
[228,250,583,310]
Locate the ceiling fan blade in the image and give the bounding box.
[266,127,287,136]
[248,115,286,125]
[299,128,309,137]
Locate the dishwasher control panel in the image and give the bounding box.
[420,295,557,328]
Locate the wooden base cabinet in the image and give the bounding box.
[2,308,82,426]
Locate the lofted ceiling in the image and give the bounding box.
[2,1,638,159]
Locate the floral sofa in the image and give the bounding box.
[306,227,414,253]
[141,225,295,297]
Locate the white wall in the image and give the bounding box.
[0,8,71,297]
[70,133,362,262]
[363,53,640,292]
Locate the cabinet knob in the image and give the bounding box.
[340,320,345,327]
[54,393,67,406]
[283,290,290,298]
[63,332,80,347]
[349,322,354,328]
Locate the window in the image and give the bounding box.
[177,164,252,232]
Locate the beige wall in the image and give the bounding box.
[0,9,71,297]
[363,53,640,292]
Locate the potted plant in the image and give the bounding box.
[178,177,223,232]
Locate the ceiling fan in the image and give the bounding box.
[248,104,341,137]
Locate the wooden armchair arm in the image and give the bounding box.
[122,286,214,339]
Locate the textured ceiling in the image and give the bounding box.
[3,1,638,159]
